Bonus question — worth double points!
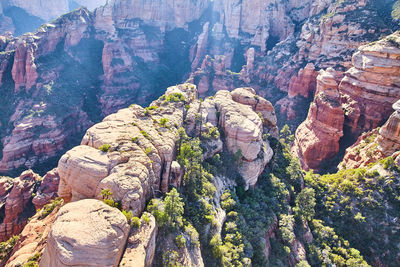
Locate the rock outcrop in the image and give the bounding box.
[32,168,60,210]
[377,100,400,156]
[0,0,107,35]
[294,68,344,170]
[120,213,158,267]
[340,31,400,137]
[58,84,197,215]
[0,170,39,242]
[339,99,400,170]
[186,87,276,188]
[40,199,130,267]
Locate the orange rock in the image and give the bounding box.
[288,63,318,98]
[294,68,344,170]
[0,170,40,242]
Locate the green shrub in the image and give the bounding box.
[160,118,169,127]
[132,217,141,228]
[145,147,152,155]
[174,235,186,248]
[131,137,139,144]
[122,210,133,224]
[23,252,41,267]
[279,214,295,244]
[147,105,158,110]
[0,235,20,261]
[101,189,112,199]
[39,197,64,220]
[142,213,150,224]
[166,93,186,103]
[99,144,111,152]
[210,234,223,259]
[140,130,150,140]
[381,156,395,169]
[162,250,182,267]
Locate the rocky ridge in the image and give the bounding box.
[0,83,278,266]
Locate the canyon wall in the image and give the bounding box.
[295,31,400,171]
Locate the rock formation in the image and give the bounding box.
[58,84,197,215]
[57,84,276,216]
[296,31,400,170]
[40,199,130,267]
[0,0,397,176]
[185,87,277,188]
[0,0,107,35]
[294,68,344,170]
[339,99,400,170]
[0,170,39,242]
[120,213,158,267]
[214,89,274,188]
[340,31,400,137]
[377,100,400,156]
[32,168,60,210]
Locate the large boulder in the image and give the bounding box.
[40,199,130,267]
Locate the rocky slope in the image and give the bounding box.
[339,99,400,170]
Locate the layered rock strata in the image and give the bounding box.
[340,31,400,137]
[0,170,39,242]
[294,68,344,170]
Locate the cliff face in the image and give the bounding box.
[0,0,106,35]
[339,99,400,170]
[294,68,344,170]
[295,31,400,170]
[340,31,400,136]
[0,0,208,174]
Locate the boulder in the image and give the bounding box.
[40,199,130,267]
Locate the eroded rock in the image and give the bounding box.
[40,199,130,267]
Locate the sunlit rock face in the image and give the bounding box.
[40,199,130,267]
[293,68,344,171]
[340,31,400,137]
[0,0,208,174]
[0,0,107,35]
